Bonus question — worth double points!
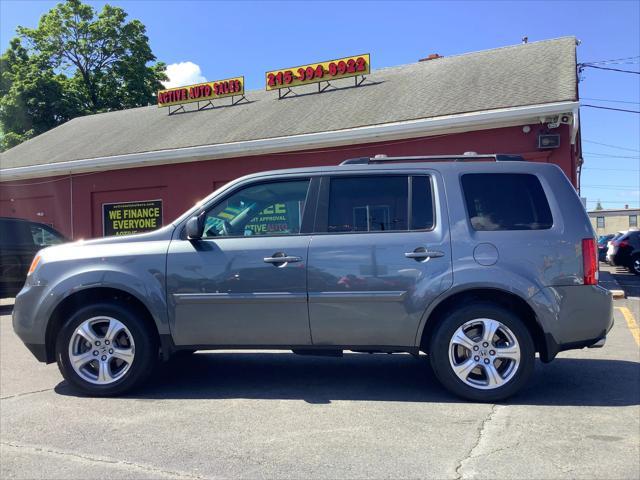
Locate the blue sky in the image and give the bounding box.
[1,0,639,210]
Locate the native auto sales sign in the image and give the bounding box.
[157,76,244,107]
[103,200,163,236]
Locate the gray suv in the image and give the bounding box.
[12,154,613,401]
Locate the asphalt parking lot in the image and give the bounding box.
[1,274,639,479]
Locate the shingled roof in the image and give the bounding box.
[1,37,577,172]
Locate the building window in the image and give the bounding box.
[630,215,638,227]
[596,216,605,228]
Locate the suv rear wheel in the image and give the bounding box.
[429,303,535,402]
[55,302,157,396]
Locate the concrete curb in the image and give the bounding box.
[0,298,15,306]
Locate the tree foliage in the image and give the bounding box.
[0,0,166,151]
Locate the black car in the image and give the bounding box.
[610,230,640,275]
[597,234,614,262]
[0,218,66,298]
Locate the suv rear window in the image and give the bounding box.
[327,176,434,232]
[461,173,552,231]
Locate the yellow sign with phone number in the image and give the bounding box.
[265,54,370,91]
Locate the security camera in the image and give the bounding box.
[559,114,572,124]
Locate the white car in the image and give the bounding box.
[606,231,628,264]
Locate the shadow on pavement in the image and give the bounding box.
[607,265,640,297]
[55,352,640,407]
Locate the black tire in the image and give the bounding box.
[56,302,158,396]
[629,254,640,276]
[429,302,535,402]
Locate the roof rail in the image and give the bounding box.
[339,153,525,166]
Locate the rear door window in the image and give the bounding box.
[461,173,552,231]
[326,175,434,233]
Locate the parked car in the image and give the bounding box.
[609,230,640,275]
[12,155,613,401]
[598,234,615,262]
[0,217,66,298]
[606,229,636,264]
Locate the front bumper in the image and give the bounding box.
[12,284,49,362]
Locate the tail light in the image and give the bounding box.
[582,238,597,285]
[615,239,630,248]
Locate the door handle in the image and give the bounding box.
[263,253,302,264]
[404,247,444,260]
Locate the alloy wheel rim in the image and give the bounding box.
[448,318,520,390]
[68,316,135,385]
[634,259,640,274]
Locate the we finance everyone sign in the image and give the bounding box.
[157,77,244,107]
[103,200,163,236]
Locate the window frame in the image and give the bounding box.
[597,216,605,229]
[629,215,637,228]
[313,173,437,235]
[180,176,319,240]
[459,172,554,232]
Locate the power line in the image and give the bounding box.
[582,185,640,190]
[579,64,640,74]
[583,152,640,159]
[582,56,640,65]
[587,199,638,204]
[583,167,640,172]
[585,199,639,203]
[581,97,640,105]
[583,140,640,152]
[582,104,640,113]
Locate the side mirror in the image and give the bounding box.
[186,215,204,240]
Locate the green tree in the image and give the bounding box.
[595,200,603,211]
[0,38,78,151]
[0,0,166,151]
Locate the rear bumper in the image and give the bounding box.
[532,284,613,362]
[24,343,48,362]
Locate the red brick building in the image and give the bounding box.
[0,37,582,240]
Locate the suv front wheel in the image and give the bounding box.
[429,303,535,402]
[55,302,157,396]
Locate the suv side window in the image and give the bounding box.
[461,173,553,231]
[30,224,64,247]
[326,175,434,233]
[202,179,310,238]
